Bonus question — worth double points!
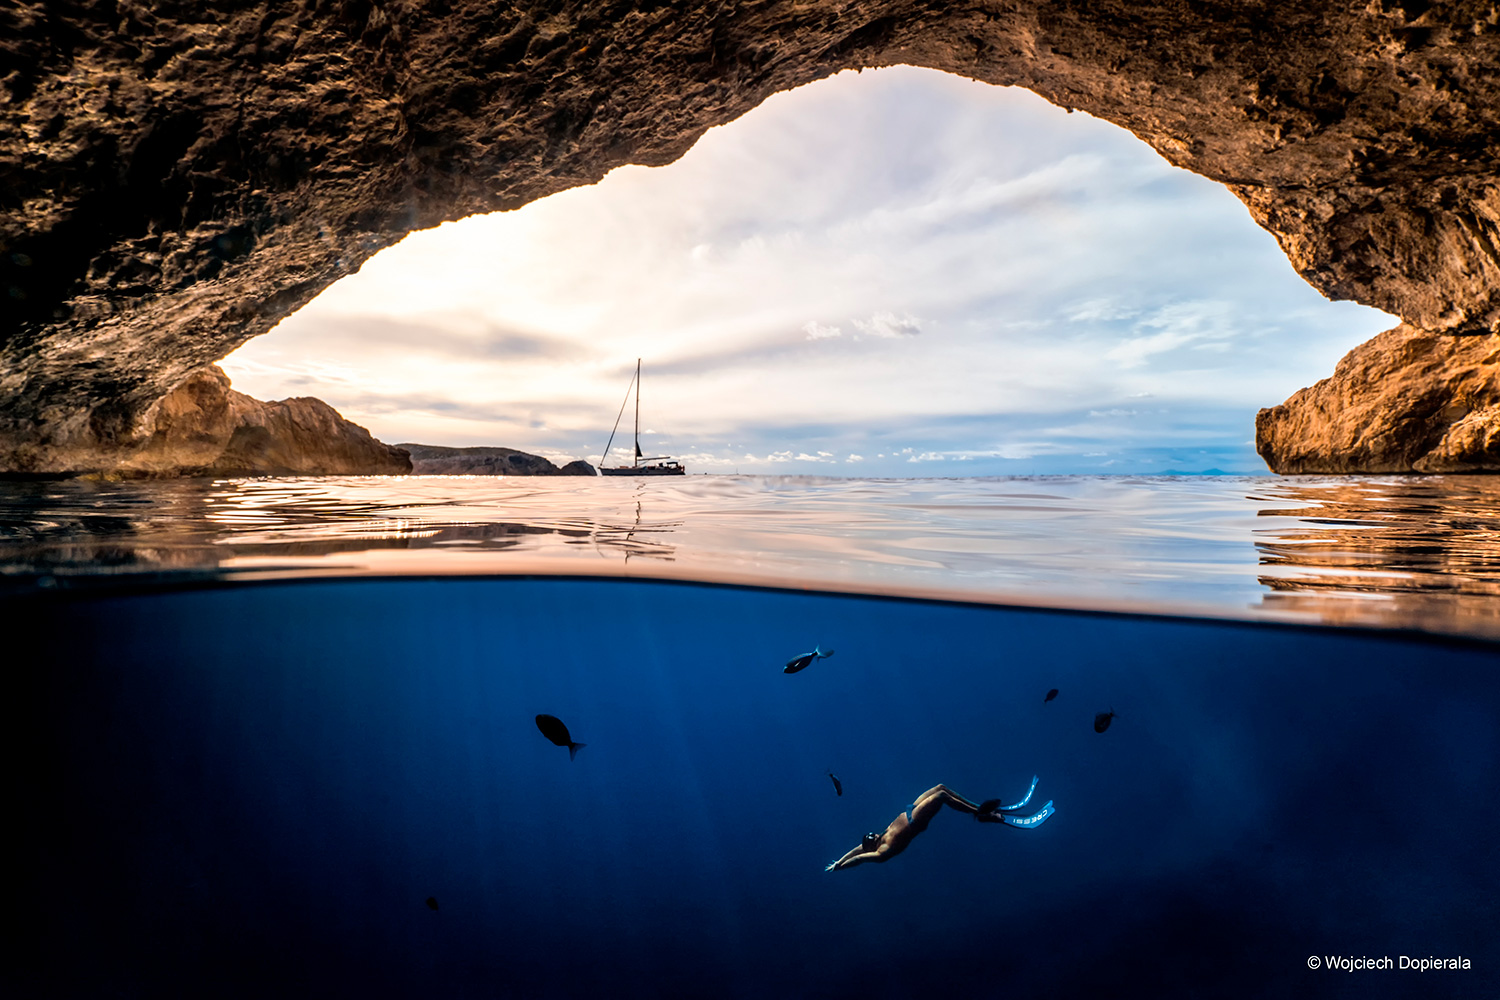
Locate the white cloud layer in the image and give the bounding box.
[221,67,1394,475]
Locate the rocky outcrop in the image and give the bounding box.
[1257,325,1500,473]
[399,443,594,476]
[3,3,1500,473]
[108,365,411,477]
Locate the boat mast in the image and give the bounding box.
[600,361,638,471]
[633,358,641,468]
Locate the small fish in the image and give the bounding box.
[1044,688,1058,703]
[535,714,587,760]
[1094,708,1118,734]
[425,896,439,911]
[827,771,843,797]
[784,646,835,674]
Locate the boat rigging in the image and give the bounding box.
[598,359,685,476]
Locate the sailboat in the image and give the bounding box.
[598,359,685,476]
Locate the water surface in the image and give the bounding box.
[6,474,1500,638]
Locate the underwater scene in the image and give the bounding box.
[8,475,1499,997]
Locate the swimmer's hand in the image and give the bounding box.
[825,860,840,872]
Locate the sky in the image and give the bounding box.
[220,66,1395,476]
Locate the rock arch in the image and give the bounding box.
[3,1,1498,473]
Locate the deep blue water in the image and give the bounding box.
[15,576,1498,998]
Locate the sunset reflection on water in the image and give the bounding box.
[4,473,1500,639]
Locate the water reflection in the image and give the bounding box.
[5,474,1500,639]
[1249,476,1500,634]
[0,477,681,577]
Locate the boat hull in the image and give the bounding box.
[599,464,685,476]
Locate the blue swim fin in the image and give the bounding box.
[1002,800,1054,829]
[996,775,1039,813]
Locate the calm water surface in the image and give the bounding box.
[5,473,1500,637]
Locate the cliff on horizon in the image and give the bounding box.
[399,443,595,477]
[106,366,411,478]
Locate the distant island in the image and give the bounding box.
[398,444,595,477]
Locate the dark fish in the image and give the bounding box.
[827,771,843,797]
[1094,709,1118,733]
[1044,688,1058,703]
[425,896,439,911]
[784,646,834,674]
[535,714,587,760]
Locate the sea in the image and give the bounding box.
[8,474,1497,998]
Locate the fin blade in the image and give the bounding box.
[997,775,1039,813]
[1003,801,1055,829]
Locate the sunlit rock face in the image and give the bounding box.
[116,366,410,477]
[1257,325,1499,473]
[3,1,1499,473]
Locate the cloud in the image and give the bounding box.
[1104,301,1239,369]
[851,311,922,339]
[1066,299,1138,323]
[908,451,973,462]
[220,65,1394,476]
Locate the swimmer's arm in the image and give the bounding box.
[825,847,880,871]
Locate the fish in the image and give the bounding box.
[425,896,439,911]
[827,771,843,797]
[1094,709,1118,733]
[1044,688,1058,703]
[535,714,587,760]
[784,646,834,674]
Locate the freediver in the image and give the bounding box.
[825,778,1054,871]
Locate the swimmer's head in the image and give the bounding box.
[861,832,881,851]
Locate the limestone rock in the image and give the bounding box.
[1256,327,1500,474]
[5,2,1500,472]
[116,366,411,477]
[398,443,595,476]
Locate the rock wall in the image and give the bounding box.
[110,365,411,477]
[4,2,1500,473]
[1257,324,1499,474]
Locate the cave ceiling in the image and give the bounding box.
[2,0,1498,471]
